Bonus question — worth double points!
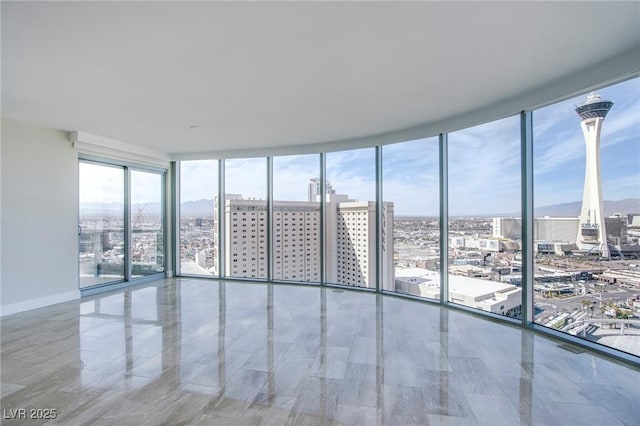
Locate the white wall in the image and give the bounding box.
[1,118,80,315]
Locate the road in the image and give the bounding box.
[534,281,636,323]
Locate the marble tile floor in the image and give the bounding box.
[1,278,639,425]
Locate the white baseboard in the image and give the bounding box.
[1,290,81,317]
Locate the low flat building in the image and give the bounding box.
[395,268,522,316]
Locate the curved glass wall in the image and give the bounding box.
[533,77,640,356]
[176,76,639,361]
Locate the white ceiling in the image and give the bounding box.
[2,1,639,157]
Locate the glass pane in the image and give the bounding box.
[383,137,440,298]
[273,154,321,283]
[533,77,640,356]
[79,162,125,287]
[179,160,218,276]
[448,115,522,318]
[130,170,164,277]
[325,148,378,288]
[224,158,267,279]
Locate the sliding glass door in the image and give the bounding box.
[131,170,165,277]
[79,162,126,288]
[79,160,166,289]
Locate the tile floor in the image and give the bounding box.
[1,278,639,425]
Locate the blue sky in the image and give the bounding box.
[448,115,521,216]
[179,77,639,217]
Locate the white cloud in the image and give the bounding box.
[79,162,124,203]
[131,170,163,204]
[602,173,640,201]
[326,148,377,201]
[180,159,218,201]
[273,154,319,201]
[447,115,521,215]
[382,137,440,215]
[225,157,268,199]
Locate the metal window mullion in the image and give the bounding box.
[320,153,326,285]
[124,167,132,281]
[161,167,168,276]
[172,161,179,277]
[439,133,449,304]
[267,157,273,281]
[218,159,225,279]
[375,146,382,293]
[521,111,534,325]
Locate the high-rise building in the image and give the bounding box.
[221,193,394,288]
[224,199,268,278]
[493,216,579,242]
[605,215,628,246]
[324,201,394,289]
[536,217,580,243]
[307,178,336,202]
[575,93,613,257]
[492,217,521,239]
[273,202,321,281]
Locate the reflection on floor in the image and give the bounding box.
[1,278,639,425]
[79,274,124,289]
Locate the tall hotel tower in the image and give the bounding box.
[221,181,394,289]
[575,93,613,257]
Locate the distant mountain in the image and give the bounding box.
[80,199,215,219]
[81,198,640,220]
[180,199,215,218]
[534,198,640,217]
[132,202,162,217]
[80,202,162,219]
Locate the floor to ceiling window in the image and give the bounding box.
[272,154,321,283]
[224,157,268,279]
[533,77,640,356]
[179,160,218,276]
[78,159,166,290]
[382,137,440,299]
[79,161,125,288]
[448,115,522,318]
[130,170,165,277]
[325,148,378,289]
[173,78,639,361]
